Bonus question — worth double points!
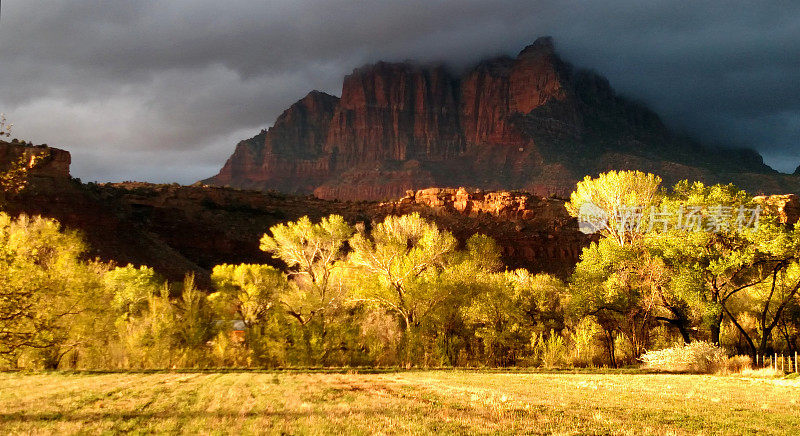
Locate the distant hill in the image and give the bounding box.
[203,36,800,200]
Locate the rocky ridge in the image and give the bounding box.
[2,141,592,284]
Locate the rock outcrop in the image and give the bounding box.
[755,194,800,225]
[0,141,71,179]
[397,188,546,221]
[384,187,593,273]
[203,36,800,200]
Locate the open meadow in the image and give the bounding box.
[0,370,798,435]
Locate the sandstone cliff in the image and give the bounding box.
[212,91,339,193]
[385,187,592,273]
[203,36,800,200]
[0,140,71,179]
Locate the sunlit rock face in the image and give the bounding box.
[0,140,71,179]
[755,194,800,225]
[205,36,799,200]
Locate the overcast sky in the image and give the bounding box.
[1,0,798,183]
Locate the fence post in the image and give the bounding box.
[795,351,798,373]
[781,354,784,372]
[774,353,778,370]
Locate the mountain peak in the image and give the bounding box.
[304,89,338,100]
[517,36,556,59]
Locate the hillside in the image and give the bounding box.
[1,141,592,286]
[204,37,800,200]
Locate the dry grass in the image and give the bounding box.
[738,367,785,378]
[1,370,799,435]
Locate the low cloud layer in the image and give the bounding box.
[1,0,798,183]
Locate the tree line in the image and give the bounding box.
[1,170,798,369]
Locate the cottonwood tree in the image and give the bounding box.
[260,215,353,364]
[423,234,504,366]
[650,182,784,348]
[569,238,667,365]
[106,264,164,321]
[210,264,284,325]
[0,213,109,368]
[718,222,800,357]
[174,275,215,367]
[566,170,662,246]
[210,264,289,365]
[117,275,215,369]
[348,213,457,366]
[464,268,566,366]
[565,172,670,364]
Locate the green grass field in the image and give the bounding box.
[1,371,798,435]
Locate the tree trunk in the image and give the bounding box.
[604,329,617,368]
[401,313,412,368]
[758,328,774,359]
[710,311,724,345]
[300,323,313,365]
[678,324,692,344]
[319,310,327,366]
[719,303,757,359]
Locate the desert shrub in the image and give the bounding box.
[640,341,727,373]
[719,355,753,374]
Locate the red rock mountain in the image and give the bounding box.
[205,37,800,200]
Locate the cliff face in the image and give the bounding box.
[326,63,463,164]
[212,91,339,193]
[0,141,71,179]
[204,36,800,200]
[755,194,800,225]
[386,187,592,273]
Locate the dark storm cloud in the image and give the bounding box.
[1,0,798,183]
